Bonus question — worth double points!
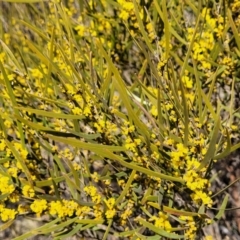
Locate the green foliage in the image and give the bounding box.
[0,0,240,239]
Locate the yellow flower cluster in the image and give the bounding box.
[30,199,48,217]
[184,164,212,206]
[22,185,35,198]
[84,185,101,204]
[150,212,172,231]
[120,201,134,225]
[231,0,240,12]
[187,8,215,71]
[1,0,238,238]
[0,203,17,222]
[179,216,197,239]
[117,0,135,21]
[125,137,141,153]
[104,198,116,219]
[49,200,78,218]
[0,174,15,195]
[182,75,193,89]
[94,118,119,139]
[171,143,188,170]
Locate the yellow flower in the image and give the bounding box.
[84,185,98,196]
[134,138,141,146]
[0,140,6,151]
[75,25,85,36]
[105,209,116,219]
[150,212,172,231]
[104,198,115,209]
[150,105,158,117]
[182,75,193,89]
[72,107,82,115]
[191,191,213,207]
[83,106,91,116]
[91,172,99,183]
[22,185,35,198]
[7,167,18,178]
[49,201,62,216]
[93,205,103,219]
[92,195,101,204]
[76,206,91,219]
[63,200,78,217]
[121,208,132,221]
[0,175,15,194]
[125,137,136,152]
[0,208,17,222]
[30,199,48,217]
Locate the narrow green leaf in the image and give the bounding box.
[153,0,188,45]
[180,11,201,78]
[198,204,205,215]
[96,41,150,139]
[214,129,231,160]
[141,187,152,205]
[212,177,240,198]
[161,0,170,59]
[0,193,11,201]
[45,134,125,152]
[35,176,67,187]
[140,206,153,218]
[39,217,78,234]
[228,9,240,50]
[115,170,136,206]
[198,117,220,170]
[0,61,25,147]
[44,134,184,182]
[103,219,113,240]
[137,217,184,239]
[74,219,104,224]
[158,186,164,207]
[184,0,198,15]
[201,89,217,122]
[53,224,82,240]
[148,202,209,219]
[0,40,24,73]
[179,76,189,146]
[62,172,82,195]
[15,107,85,120]
[12,218,60,240]
[230,142,240,153]
[56,43,93,98]
[19,20,49,41]
[170,52,205,77]
[0,115,8,140]
[214,194,229,220]
[133,0,153,53]
[134,232,148,240]
[193,59,202,121]
[0,219,15,232]
[43,27,55,97]
[14,114,61,132]
[24,39,74,88]
[5,139,33,187]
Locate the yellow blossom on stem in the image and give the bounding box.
[22,185,35,198]
[0,208,17,222]
[150,212,172,231]
[30,199,48,217]
[105,209,116,219]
